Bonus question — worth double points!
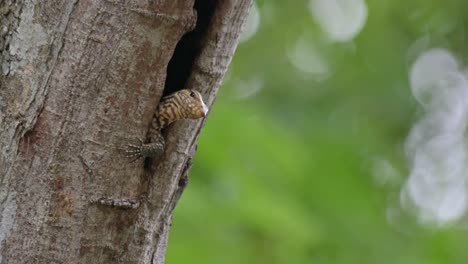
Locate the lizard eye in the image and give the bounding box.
[189,90,196,98]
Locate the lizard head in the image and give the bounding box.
[167,89,209,119]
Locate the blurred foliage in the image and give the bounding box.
[166,0,468,263]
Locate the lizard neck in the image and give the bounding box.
[148,105,174,144]
[154,100,181,129]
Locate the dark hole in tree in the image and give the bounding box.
[163,0,218,96]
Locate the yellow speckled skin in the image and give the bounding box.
[126,89,208,160]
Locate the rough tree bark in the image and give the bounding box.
[0,0,251,263]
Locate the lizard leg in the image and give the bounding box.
[125,133,165,160]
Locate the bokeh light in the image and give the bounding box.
[287,34,330,80]
[403,48,468,225]
[239,2,260,43]
[308,0,368,42]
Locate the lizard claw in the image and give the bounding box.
[125,137,144,162]
[123,137,164,161]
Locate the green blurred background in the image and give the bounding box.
[167,1,468,263]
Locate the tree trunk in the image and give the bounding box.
[0,0,251,263]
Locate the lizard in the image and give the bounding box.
[125,89,209,160]
[94,89,207,209]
